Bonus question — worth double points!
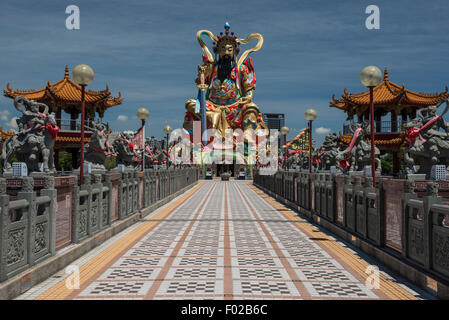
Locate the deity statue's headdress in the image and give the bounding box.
[197,22,263,69]
[213,22,240,54]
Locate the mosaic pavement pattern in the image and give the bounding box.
[18,180,433,300]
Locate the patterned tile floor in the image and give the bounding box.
[17,180,434,300]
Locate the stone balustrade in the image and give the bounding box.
[0,167,199,283]
[254,169,449,283]
[0,177,56,282]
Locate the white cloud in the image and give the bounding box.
[6,117,18,129]
[117,115,128,121]
[315,127,331,135]
[0,110,10,121]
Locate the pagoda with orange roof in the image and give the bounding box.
[4,66,122,123]
[3,66,123,169]
[330,68,449,174]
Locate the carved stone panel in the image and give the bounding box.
[110,182,119,222]
[383,179,404,251]
[335,175,344,223]
[408,219,425,265]
[55,187,72,250]
[344,190,355,231]
[356,196,366,237]
[140,179,144,209]
[79,208,88,236]
[102,193,109,227]
[91,194,98,230]
[433,227,449,277]
[33,222,47,254]
[7,228,26,266]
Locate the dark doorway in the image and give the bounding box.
[216,164,234,177]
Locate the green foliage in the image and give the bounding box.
[58,151,73,170]
[381,153,393,176]
[105,157,116,170]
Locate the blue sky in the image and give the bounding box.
[1,0,448,145]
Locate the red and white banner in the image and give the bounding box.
[132,127,144,150]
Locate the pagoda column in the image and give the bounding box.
[56,108,62,128]
[70,112,78,131]
[401,112,407,123]
[393,152,400,174]
[71,148,78,169]
[375,113,382,133]
[54,149,60,171]
[391,112,397,132]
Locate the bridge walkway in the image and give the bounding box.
[17,180,433,300]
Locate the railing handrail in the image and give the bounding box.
[431,203,449,215]
[56,118,109,132]
[343,120,406,134]
[406,198,424,209]
[36,195,51,205]
[9,199,29,210]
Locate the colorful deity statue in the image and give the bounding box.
[183,22,268,143]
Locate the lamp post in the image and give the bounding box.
[360,66,382,187]
[137,108,150,172]
[280,126,290,170]
[164,125,172,169]
[72,64,94,186]
[304,109,317,174]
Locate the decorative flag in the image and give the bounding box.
[132,127,144,150]
[282,128,310,151]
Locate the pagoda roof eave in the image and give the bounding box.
[3,66,123,109]
[330,68,449,112]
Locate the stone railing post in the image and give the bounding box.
[126,172,132,215]
[19,178,37,267]
[304,173,310,210]
[152,170,157,204]
[321,174,328,216]
[0,178,10,281]
[314,174,321,215]
[343,175,353,230]
[422,182,441,270]
[326,174,335,221]
[310,173,315,212]
[71,181,81,243]
[103,174,112,229]
[401,179,418,259]
[354,176,365,236]
[41,176,56,257]
[118,173,125,219]
[133,171,139,214]
[81,175,94,236]
[143,171,148,208]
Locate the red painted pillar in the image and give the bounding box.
[166,133,169,168]
[309,121,313,174]
[370,87,376,187]
[80,85,86,185]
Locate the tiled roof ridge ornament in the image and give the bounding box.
[64,65,70,79]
